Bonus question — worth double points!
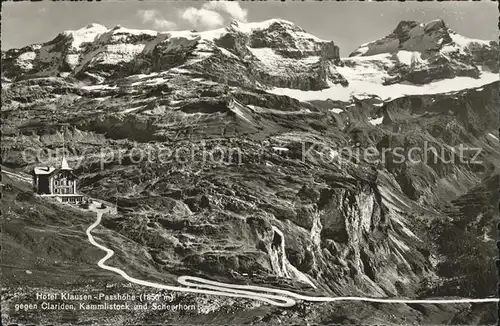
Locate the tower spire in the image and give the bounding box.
[62,125,66,159]
[61,125,71,170]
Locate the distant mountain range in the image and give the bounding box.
[2,18,497,98]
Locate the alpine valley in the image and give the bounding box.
[1,18,498,325]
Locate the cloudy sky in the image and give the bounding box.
[2,1,498,56]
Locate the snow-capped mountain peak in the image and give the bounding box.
[350,19,497,60]
[63,23,108,50]
[343,19,498,89]
[2,18,342,88]
[269,19,497,103]
[350,19,453,57]
[2,18,497,102]
[84,22,107,30]
[231,18,303,32]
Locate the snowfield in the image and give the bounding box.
[269,70,498,102]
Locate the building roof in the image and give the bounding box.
[34,167,56,175]
[33,157,74,176]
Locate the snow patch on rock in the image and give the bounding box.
[369,117,384,125]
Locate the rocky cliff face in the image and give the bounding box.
[2,18,498,325]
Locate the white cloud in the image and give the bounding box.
[202,2,248,22]
[139,9,157,22]
[152,19,177,30]
[180,7,225,30]
[138,9,177,30]
[179,2,248,30]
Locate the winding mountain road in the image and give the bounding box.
[2,169,498,307]
[88,212,499,307]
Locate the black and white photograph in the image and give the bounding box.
[1,1,499,325]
